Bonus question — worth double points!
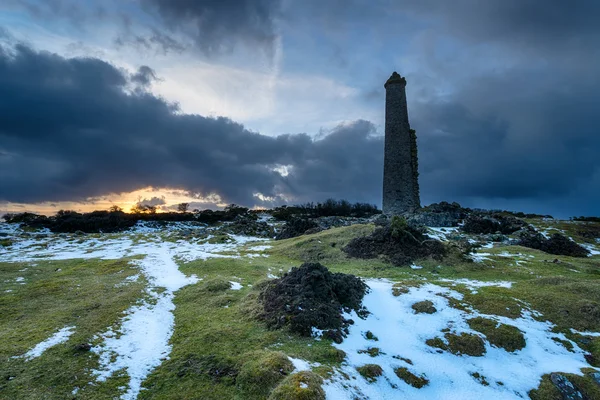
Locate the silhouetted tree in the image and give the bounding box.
[177,203,190,213]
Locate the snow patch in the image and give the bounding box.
[427,227,459,241]
[438,278,513,293]
[323,280,591,399]
[21,326,75,360]
[570,329,600,337]
[229,281,243,290]
[91,244,198,400]
[289,357,320,372]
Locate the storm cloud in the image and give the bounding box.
[140,0,282,56]
[0,43,382,206]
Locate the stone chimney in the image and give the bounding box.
[382,72,421,215]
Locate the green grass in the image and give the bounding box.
[0,257,147,399]
[467,317,526,352]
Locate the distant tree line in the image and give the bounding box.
[572,216,600,222]
[2,199,380,233]
[271,199,380,221]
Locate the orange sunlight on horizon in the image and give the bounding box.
[0,187,229,216]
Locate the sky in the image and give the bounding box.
[1,0,599,218]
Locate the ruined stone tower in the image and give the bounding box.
[382,72,421,215]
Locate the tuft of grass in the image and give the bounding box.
[357,347,382,357]
[471,372,489,386]
[412,300,437,314]
[0,238,13,247]
[467,317,526,352]
[207,233,231,244]
[268,371,325,400]
[202,278,233,292]
[394,367,429,388]
[364,331,378,341]
[236,351,295,396]
[392,286,410,296]
[356,364,383,383]
[426,333,486,357]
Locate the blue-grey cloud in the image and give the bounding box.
[0,43,381,207]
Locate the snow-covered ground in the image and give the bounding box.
[323,279,594,400]
[0,222,267,400]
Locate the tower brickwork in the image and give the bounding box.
[382,72,421,215]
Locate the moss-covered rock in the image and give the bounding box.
[467,317,526,352]
[412,300,437,314]
[236,351,294,396]
[394,367,429,388]
[268,371,325,400]
[356,364,383,383]
[529,372,600,400]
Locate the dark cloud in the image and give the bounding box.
[131,65,159,88]
[0,43,381,207]
[136,196,166,207]
[114,29,186,56]
[409,67,600,216]
[402,0,600,50]
[140,0,282,56]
